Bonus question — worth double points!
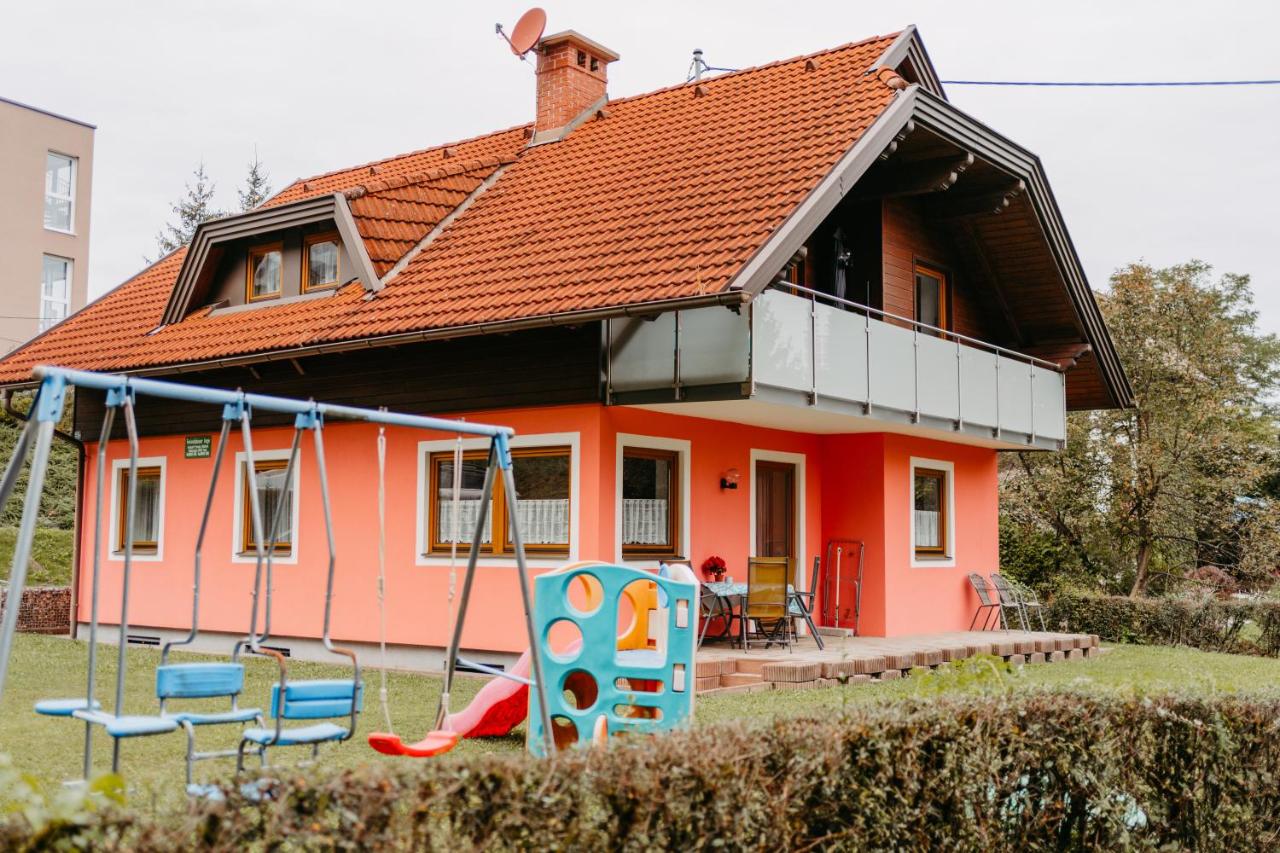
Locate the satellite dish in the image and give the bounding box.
[505,7,546,56]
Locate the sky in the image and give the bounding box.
[3,1,1278,329]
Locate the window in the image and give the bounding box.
[44,152,75,232]
[427,446,571,555]
[621,447,680,558]
[913,467,948,557]
[303,232,341,291]
[914,262,947,332]
[246,243,283,301]
[40,255,71,332]
[241,458,294,554]
[115,466,162,554]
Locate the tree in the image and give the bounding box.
[153,162,223,258]
[238,151,272,212]
[1001,261,1280,597]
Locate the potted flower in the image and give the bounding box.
[701,555,727,583]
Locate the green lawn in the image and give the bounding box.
[3,634,1280,805]
[0,527,74,586]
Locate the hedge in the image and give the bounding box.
[1046,590,1280,656]
[5,691,1280,850]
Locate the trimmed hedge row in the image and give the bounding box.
[1046,590,1280,656]
[6,691,1280,850]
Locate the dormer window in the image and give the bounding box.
[247,242,283,301]
[303,232,341,292]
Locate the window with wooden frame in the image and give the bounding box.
[240,458,294,554]
[913,262,948,333]
[302,231,341,292]
[115,466,161,554]
[427,446,571,556]
[621,447,681,558]
[246,242,284,301]
[912,467,948,557]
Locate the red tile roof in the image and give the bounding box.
[0,33,903,382]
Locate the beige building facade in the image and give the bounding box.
[0,96,94,353]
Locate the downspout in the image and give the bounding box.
[2,389,85,640]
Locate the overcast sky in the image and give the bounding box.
[3,1,1278,329]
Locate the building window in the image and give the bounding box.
[44,152,75,233]
[912,467,948,557]
[427,446,571,555]
[621,447,680,558]
[246,243,283,301]
[303,232,341,291]
[40,255,71,332]
[114,466,162,554]
[914,262,947,332]
[241,458,294,554]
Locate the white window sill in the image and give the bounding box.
[415,554,571,568]
[43,226,75,237]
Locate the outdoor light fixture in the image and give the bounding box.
[720,468,740,490]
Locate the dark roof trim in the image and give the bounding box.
[0,95,96,129]
[726,84,1132,409]
[910,92,1133,407]
[0,290,751,388]
[160,194,380,325]
[870,26,946,100]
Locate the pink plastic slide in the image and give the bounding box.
[443,639,582,738]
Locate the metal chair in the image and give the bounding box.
[989,573,1028,631]
[698,586,736,648]
[789,556,824,650]
[1004,576,1047,630]
[742,557,792,652]
[966,573,1000,630]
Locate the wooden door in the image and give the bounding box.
[755,460,796,584]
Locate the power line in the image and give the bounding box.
[942,79,1280,87]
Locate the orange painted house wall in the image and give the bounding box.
[76,402,998,653]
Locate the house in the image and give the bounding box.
[0,26,1130,666]
[0,96,94,351]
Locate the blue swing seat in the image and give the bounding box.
[168,708,263,726]
[242,722,350,746]
[35,698,102,717]
[156,663,262,726]
[72,709,179,738]
[240,679,362,752]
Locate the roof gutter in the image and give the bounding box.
[0,290,753,387]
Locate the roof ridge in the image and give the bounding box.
[602,30,904,108]
[273,121,533,201]
[343,154,516,199]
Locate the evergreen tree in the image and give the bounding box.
[238,151,272,212]
[152,162,223,259]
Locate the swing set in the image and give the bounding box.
[0,366,558,781]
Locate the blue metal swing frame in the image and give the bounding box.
[1,366,557,781]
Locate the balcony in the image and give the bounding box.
[606,286,1066,450]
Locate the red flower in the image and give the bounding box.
[701,555,727,578]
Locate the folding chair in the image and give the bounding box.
[742,557,792,652]
[789,556,824,650]
[1005,577,1047,630]
[966,573,1000,630]
[989,573,1028,631]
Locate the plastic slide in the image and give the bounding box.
[443,639,582,738]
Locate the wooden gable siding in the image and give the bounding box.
[880,197,998,341]
[74,324,603,439]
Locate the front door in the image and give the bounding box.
[755,460,796,584]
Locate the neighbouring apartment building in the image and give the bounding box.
[0,96,94,352]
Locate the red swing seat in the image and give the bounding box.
[367,729,459,757]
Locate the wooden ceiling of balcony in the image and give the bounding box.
[855,127,1116,410]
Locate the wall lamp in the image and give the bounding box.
[720,468,740,490]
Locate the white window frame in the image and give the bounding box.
[39,254,72,333]
[108,456,166,563]
[615,433,691,564]
[909,456,955,568]
[748,448,807,598]
[232,448,301,565]
[416,432,580,567]
[44,151,76,234]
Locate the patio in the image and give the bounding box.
[694,629,1101,695]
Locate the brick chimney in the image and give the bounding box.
[534,31,620,141]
